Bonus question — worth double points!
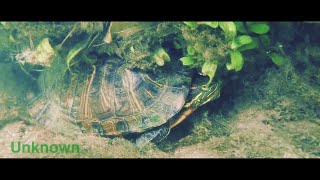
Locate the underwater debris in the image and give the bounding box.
[15,38,55,67]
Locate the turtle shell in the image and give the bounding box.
[29,57,192,136]
[75,60,191,135]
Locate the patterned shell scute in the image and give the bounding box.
[82,61,191,135]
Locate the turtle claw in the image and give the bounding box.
[135,123,170,147]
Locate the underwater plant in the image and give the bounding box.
[180,21,286,87]
[0,21,288,96]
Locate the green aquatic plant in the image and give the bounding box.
[268,52,286,66]
[198,22,219,28]
[183,22,198,30]
[180,56,195,66]
[233,22,286,67]
[231,35,253,49]
[0,21,287,95]
[247,23,270,34]
[152,48,171,66]
[66,38,90,70]
[226,22,272,71]
[218,22,237,40]
[180,21,241,85]
[226,50,244,71]
[34,38,56,67]
[180,21,286,87]
[201,61,218,88]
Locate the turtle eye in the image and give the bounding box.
[201,84,212,91]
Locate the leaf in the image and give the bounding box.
[180,56,195,66]
[183,22,198,30]
[237,37,260,51]
[0,22,8,29]
[231,35,253,49]
[259,34,271,46]
[269,52,286,66]
[226,50,244,71]
[153,54,165,66]
[36,38,54,54]
[202,60,218,85]
[248,23,270,34]
[66,39,89,69]
[193,42,205,52]
[9,34,15,42]
[130,46,135,53]
[234,22,247,33]
[173,40,181,49]
[155,48,170,62]
[198,22,219,28]
[104,31,112,43]
[219,22,237,39]
[196,54,204,62]
[35,38,55,66]
[153,48,171,66]
[187,45,195,55]
[82,54,97,65]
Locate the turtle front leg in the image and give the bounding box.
[135,123,170,147]
[169,107,197,129]
[135,108,197,147]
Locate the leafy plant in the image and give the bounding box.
[183,22,198,30]
[201,61,218,88]
[0,22,289,96]
[226,50,244,71]
[268,52,286,66]
[66,39,90,70]
[180,56,195,66]
[35,38,56,67]
[231,35,253,49]
[197,22,219,28]
[181,21,286,87]
[187,45,195,55]
[237,37,259,51]
[152,48,171,66]
[247,23,270,34]
[218,22,237,40]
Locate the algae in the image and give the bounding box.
[0,22,320,158]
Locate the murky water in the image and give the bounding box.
[0,22,319,158]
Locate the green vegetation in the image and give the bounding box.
[179,21,284,87]
[0,22,284,91]
[1,22,320,158]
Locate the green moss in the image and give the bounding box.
[116,22,182,71]
[273,121,320,157]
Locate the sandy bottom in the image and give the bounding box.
[1,101,317,158]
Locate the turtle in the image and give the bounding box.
[27,57,222,147]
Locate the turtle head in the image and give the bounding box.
[185,80,222,108]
